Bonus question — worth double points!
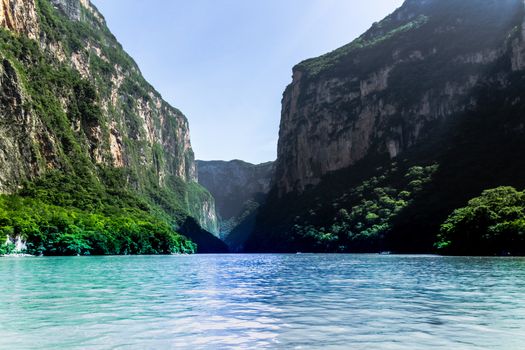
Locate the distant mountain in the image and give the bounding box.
[197,160,274,251]
[246,0,525,254]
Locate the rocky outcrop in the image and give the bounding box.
[274,0,525,195]
[48,0,102,22]
[49,0,82,20]
[48,0,86,21]
[0,0,39,39]
[193,194,219,236]
[0,59,32,192]
[512,1,525,71]
[4,234,27,252]
[0,0,218,238]
[0,0,197,185]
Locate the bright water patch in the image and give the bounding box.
[0,254,524,349]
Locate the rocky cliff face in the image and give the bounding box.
[247,0,525,253]
[197,160,274,219]
[275,0,525,195]
[0,0,39,39]
[197,160,274,250]
[49,0,90,21]
[0,0,218,235]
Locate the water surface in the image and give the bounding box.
[1,254,524,349]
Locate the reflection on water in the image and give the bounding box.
[1,254,524,349]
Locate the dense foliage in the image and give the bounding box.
[0,166,220,255]
[247,0,525,254]
[436,187,525,256]
[289,164,438,252]
[0,195,196,256]
[247,161,438,253]
[0,167,204,255]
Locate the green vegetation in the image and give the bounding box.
[37,0,135,71]
[0,169,197,256]
[297,15,429,76]
[0,195,196,256]
[247,0,525,254]
[0,241,16,255]
[287,163,438,252]
[221,199,260,235]
[0,18,107,176]
[436,187,525,256]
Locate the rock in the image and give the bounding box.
[0,0,39,39]
[247,0,525,253]
[274,0,525,195]
[197,160,274,245]
[0,0,218,237]
[49,0,82,20]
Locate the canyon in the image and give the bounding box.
[197,160,274,251]
[3,0,525,255]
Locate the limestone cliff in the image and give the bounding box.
[0,0,219,240]
[197,160,274,248]
[0,0,39,39]
[275,0,525,195]
[247,0,525,253]
[197,160,274,220]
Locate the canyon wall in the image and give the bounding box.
[247,0,525,253]
[197,160,274,247]
[275,0,524,195]
[0,0,218,235]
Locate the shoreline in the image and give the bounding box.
[0,253,34,258]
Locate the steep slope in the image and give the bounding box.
[0,0,225,253]
[197,160,274,251]
[247,0,525,253]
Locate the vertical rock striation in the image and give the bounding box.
[247,0,525,253]
[197,160,274,247]
[274,0,524,195]
[0,0,39,39]
[0,0,219,237]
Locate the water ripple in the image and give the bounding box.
[1,255,525,349]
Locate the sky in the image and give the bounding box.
[91,0,404,164]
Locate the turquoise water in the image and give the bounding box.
[1,255,525,349]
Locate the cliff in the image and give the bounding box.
[275,0,524,195]
[197,160,274,250]
[197,160,274,221]
[247,0,525,253]
[0,0,222,252]
[0,0,39,39]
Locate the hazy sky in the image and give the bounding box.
[91,0,404,164]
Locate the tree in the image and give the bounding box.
[436,187,525,255]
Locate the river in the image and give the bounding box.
[1,254,524,349]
